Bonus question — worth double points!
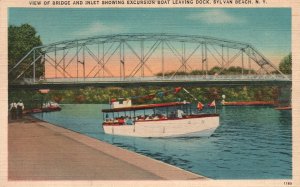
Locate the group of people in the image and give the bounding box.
[104,109,187,125]
[134,111,186,121]
[105,116,134,125]
[9,100,25,120]
[141,114,167,121]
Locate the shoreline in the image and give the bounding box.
[8,115,208,180]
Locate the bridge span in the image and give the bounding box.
[9,75,291,90]
[8,33,291,90]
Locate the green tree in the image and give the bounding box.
[8,24,43,81]
[279,53,292,74]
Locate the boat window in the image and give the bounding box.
[104,112,114,122]
[134,110,144,117]
[103,102,203,123]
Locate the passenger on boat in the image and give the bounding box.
[105,118,113,123]
[126,117,134,125]
[160,114,167,120]
[153,115,160,120]
[177,109,184,118]
[118,117,125,125]
[137,115,145,121]
[145,115,152,120]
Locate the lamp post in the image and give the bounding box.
[222,94,226,105]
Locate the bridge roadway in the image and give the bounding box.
[9,75,291,90]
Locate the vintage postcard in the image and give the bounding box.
[0,0,299,186]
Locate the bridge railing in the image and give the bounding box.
[19,74,291,84]
[167,74,292,81]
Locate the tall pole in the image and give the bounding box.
[63,49,65,78]
[122,42,125,79]
[102,43,105,77]
[205,42,208,77]
[98,41,100,77]
[162,40,165,79]
[241,49,244,76]
[43,54,45,79]
[120,41,125,80]
[248,49,251,75]
[33,49,36,82]
[183,42,186,73]
[227,47,229,66]
[221,45,224,68]
[201,42,204,75]
[76,41,79,79]
[119,42,123,80]
[215,103,217,113]
[83,45,85,79]
[55,45,57,78]
[141,40,144,77]
[181,42,184,73]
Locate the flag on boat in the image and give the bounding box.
[208,100,216,107]
[174,87,182,94]
[197,102,204,110]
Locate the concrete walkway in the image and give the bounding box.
[8,117,207,180]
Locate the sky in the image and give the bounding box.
[9,8,291,77]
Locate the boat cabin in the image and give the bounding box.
[102,101,215,126]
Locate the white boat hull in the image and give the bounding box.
[103,116,219,138]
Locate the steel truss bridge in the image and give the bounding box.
[8,33,291,89]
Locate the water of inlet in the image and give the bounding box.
[33,104,292,179]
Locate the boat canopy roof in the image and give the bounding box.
[102,102,190,113]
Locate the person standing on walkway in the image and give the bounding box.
[9,101,17,120]
[17,100,24,119]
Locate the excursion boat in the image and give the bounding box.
[102,100,220,138]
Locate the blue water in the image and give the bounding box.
[33,104,292,179]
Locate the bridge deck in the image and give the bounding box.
[9,75,291,89]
